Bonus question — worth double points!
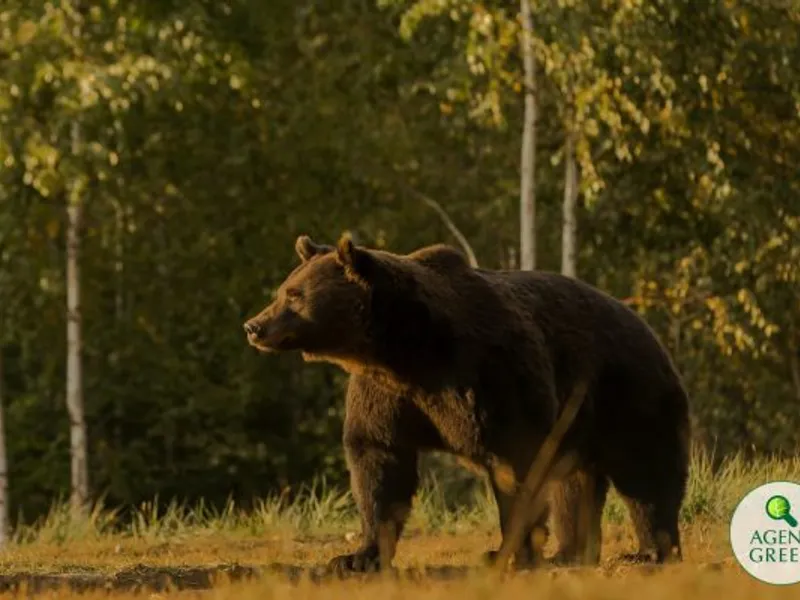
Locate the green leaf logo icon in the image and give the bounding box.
[765,495,799,527]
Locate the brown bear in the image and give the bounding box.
[243,234,691,572]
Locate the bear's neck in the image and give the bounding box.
[303,348,448,392]
[367,333,457,393]
[355,287,459,390]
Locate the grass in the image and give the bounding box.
[0,447,799,598]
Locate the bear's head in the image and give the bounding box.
[243,234,385,364]
[243,234,465,377]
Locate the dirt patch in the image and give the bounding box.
[0,564,255,595]
[0,560,731,596]
[0,563,470,595]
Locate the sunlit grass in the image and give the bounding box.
[8,447,800,547]
[0,448,798,598]
[4,567,798,600]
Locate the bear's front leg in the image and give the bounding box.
[328,436,418,573]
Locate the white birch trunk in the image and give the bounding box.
[561,132,578,278]
[519,0,537,271]
[67,121,89,517]
[0,348,9,547]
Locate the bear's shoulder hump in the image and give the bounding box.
[407,244,469,272]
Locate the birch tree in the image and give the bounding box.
[561,131,578,278]
[67,121,89,517]
[518,0,537,271]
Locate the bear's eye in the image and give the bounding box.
[285,288,303,302]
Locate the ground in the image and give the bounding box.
[0,450,798,598]
[0,523,789,599]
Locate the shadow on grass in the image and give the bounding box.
[0,563,468,595]
[0,560,729,595]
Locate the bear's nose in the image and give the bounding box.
[244,321,261,336]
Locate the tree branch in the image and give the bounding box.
[409,189,479,268]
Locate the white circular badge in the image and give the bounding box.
[730,481,800,585]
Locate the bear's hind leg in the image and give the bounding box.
[328,440,418,573]
[619,492,683,564]
[549,469,609,566]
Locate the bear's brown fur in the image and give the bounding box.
[244,235,691,572]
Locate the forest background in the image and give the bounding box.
[0,0,798,539]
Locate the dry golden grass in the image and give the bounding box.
[0,521,781,599]
[1,449,798,598]
[0,521,726,573]
[4,567,798,600]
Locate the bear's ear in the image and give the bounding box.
[295,235,333,262]
[336,234,373,285]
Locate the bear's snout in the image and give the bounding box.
[244,317,271,348]
[243,308,301,353]
[243,320,262,337]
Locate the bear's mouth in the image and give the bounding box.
[250,340,276,353]
[247,331,297,353]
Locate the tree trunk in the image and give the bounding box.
[0,348,9,547]
[561,132,578,278]
[519,0,537,271]
[67,122,89,518]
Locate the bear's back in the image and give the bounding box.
[472,267,682,387]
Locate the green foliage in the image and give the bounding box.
[0,0,798,524]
